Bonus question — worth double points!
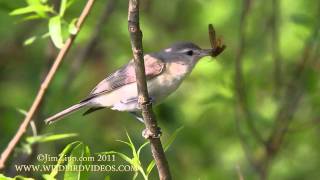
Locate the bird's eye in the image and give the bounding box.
[185,50,193,56]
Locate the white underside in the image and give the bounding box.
[90,63,191,112]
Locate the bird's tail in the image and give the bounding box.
[44,102,88,124]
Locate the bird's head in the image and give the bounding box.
[163,42,212,65]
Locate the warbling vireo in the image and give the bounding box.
[45,42,213,124]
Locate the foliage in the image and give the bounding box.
[99,127,183,180]
[0,0,320,179]
[9,0,76,48]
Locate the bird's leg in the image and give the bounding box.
[142,127,162,139]
[129,97,161,139]
[130,111,162,138]
[129,111,144,123]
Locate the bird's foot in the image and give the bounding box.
[142,127,162,139]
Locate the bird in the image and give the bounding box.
[44,42,213,124]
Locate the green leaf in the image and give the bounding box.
[0,174,13,180]
[16,108,28,116]
[68,18,78,35]
[10,5,53,18]
[133,171,139,180]
[20,143,32,155]
[125,130,138,158]
[82,145,92,179]
[23,36,37,46]
[146,126,183,176]
[42,174,56,180]
[64,143,85,180]
[163,126,184,152]
[116,140,132,148]
[137,141,149,159]
[21,14,42,21]
[59,0,68,17]
[10,6,37,16]
[26,0,41,6]
[41,32,50,39]
[50,141,81,177]
[66,0,76,9]
[0,174,34,180]
[100,151,133,165]
[26,133,78,144]
[49,16,64,48]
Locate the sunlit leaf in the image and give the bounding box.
[68,18,78,35]
[133,171,138,180]
[49,16,63,48]
[116,140,131,147]
[16,108,28,116]
[10,4,53,18]
[125,130,138,158]
[26,133,77,144]
[10,6,37,16]
[26,0,41,6]
[66,0,76,9]
[82,145,92,179]
[0,174,34,180]
[64,143,85,180]
[50,141,81,177]
[163,126,184,152]
[59,0,68,17]
[42,174,56,180]
[21,14,42,21]
[41,32,50,38]
[137,141,149,159]
[100,151,133,164]
[23,36,37,46]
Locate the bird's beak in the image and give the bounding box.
[199,49,213,58]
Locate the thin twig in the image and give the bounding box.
[0,0,96,169]
[235,116,261,172]
[266,26,320,155]
[127,0,171,179]
[270,0,283,97]
[236,164,245,180]
[260,4,320,179]
[63,0,116,90]
[235,0,265,145]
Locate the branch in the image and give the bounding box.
[0,0,96,169]
[63,0,116,90]
[258,5,320,178]
[266,29,320,156]
[235,0,265,144]
[127,0,171,180]
[270,0,283,97]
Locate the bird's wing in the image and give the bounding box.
[80,54,165,102]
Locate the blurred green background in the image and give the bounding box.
[0,0,319,179]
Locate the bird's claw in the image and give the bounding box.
[142,127,162,139]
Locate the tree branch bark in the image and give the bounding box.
[235,0,265,145]
[127,0,171,179]
[0,0,96,170]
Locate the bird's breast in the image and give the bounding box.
[90,62,192,112]
[147,62,191,101]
